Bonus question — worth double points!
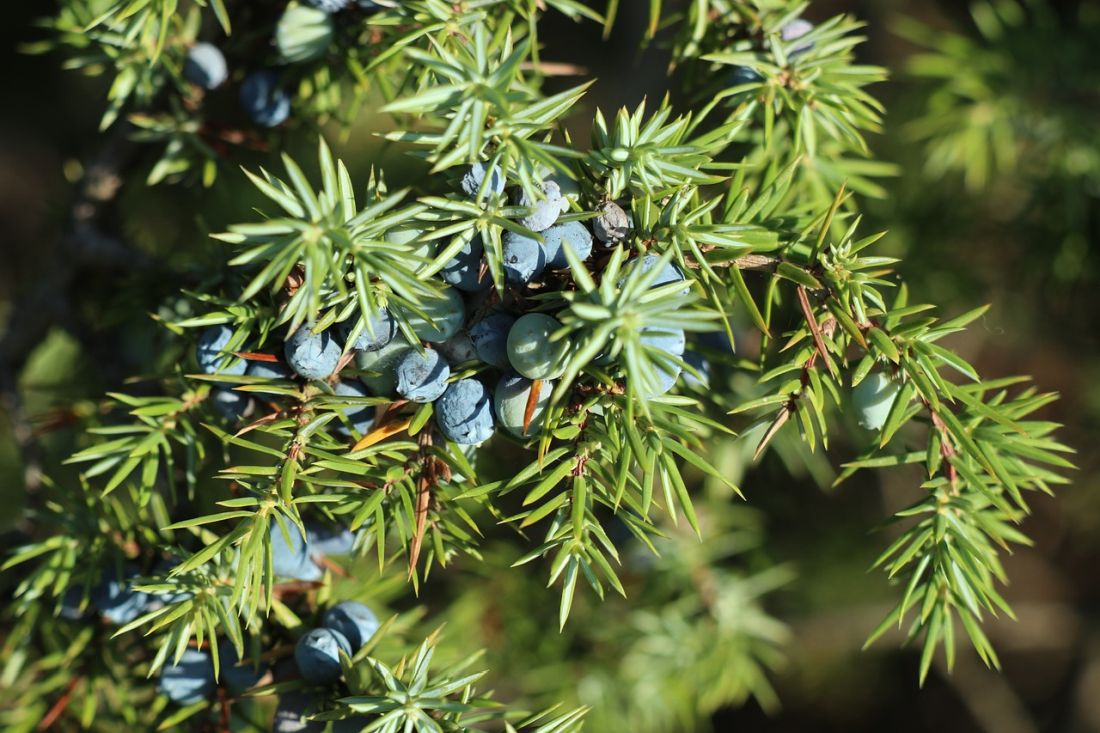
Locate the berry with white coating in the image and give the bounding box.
[341,308,396,352]
[219,639,268,693]
[212,388,252,421]
[461,161,506,198]
[438,330,478,364]
[307,523,357,555]
[506,313,570,380]
[394,349,450,403]
[294,627,352,683]
[284,323,342,380]
[622,254,688,294]
[440,236,490,292]
[183,43,228,90]
[158,648,215,705]
[196,324,247,376]
[385,226,436,266]
[248,359,293,379]
[682,350,710,389]
[781,18,815,56]
[638,327,686,397]
[435,378,494,445]
[494,373,552,438]
[269,519,323,581]
[400,287,465,343]
[356,334,413,396]
[501,231,546,285]
[332,380,374,436]
[516,180,567,232]
[276,4,335,64]
[469,313,516,370]
[592,201,630,244]
[323,600,380,651]
[305,0,348,11]
[852,371,901,431]
[93,569,150,625]
[273,692,324,733]
[542,221,593,269]
[239,70,291,127]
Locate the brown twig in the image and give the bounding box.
[796,285,837,376]
[408,430,434,579]
[37,674,82,731]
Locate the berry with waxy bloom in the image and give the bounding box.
[435,378,495,445]
[183,43,228,90]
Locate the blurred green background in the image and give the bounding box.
[1,1,1098,731]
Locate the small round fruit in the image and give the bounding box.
[219,639,268,693]
[728,65,764,86]
[239,70,291,127]
[637,327,685,397]
[183,43,228,90]
[501,231,546,285]
[852,371,901,432]
[284,324,342,380]
[461,161,506,198]
[698,329,735,354]
[621,254,687,293]
[506,313,570,380]
[682,350,710,388]
[294,627,352,684]
[276,4,335,64]
[58,585,86,620]
[542,221,593,269]
[469,313,516,369]
[247,359,293,379]
[356,335,413,396]
[306,524,357,556]
[438,330,478,365]
[212,388,252,421]
[323,600,380,651]
[641,327,686,358]
[440,236,490,293]
[332,380,374,436]
[516,180,567,232]
[92,567,150,626]
[159,648,215,705]
[592,201,630,245]
[273,692,323,733]
[304,0,348,11]
[435,378,494,445]
[394,349,450,403]
[385,226,436,265]
[494,373,552,438]
[401,287,466,343]
[269,519,322,581]
[781,18,815,56]
[341,308,396,352]
[196,325,247,376]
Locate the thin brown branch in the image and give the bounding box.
[796,285,837,376]
[37,674,82,731]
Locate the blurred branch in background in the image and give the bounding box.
[0,127,144,503]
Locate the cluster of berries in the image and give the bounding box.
[196,162,705,447]
[181,1,394,127]
[72,526,375,728]
[155,595,378,732]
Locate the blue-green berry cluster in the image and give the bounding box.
[191,165,707,461]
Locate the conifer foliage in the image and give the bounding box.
[2,1,1073,730]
